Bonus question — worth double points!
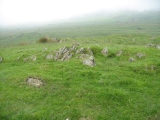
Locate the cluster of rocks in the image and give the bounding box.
[21,55,37,62]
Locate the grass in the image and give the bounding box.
[0,11,160,120]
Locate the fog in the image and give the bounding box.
[0,0,160,26]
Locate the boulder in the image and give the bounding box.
[101,48,108,56]
[26,77,42,87]
[83,56,96,67]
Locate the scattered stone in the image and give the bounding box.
[156,46,160,49]
[136,53,145,58]
[23,58,29,62]
[66,118,69,120]
[83,56,96,67]
[46,54,53,59]
[116,50,123,56]
[87,47,93,55]
[26,77,43,87]
[148,44,156,47]
[0,57,3,62]
[101,47,108,56]
[42,48,47,52]
[128,57,136,62]
[30,55,37,61]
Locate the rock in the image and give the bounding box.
[148,44,156,47]
[128,57,136,62]
[46,54,53,59]
[30,55,36,61]
[136,53,145,58]
[54,47,70,61]
[26,77,42,87]
[83,56,96,67]
[76,47,84,54]
[101,48,108,56]
[42,48,47,52]
[23,58,29,62]
[0,57,3,62]
[156,46,160,49]
[87,47,93,55]
[79,54,90,59]
[61,51,73,61]
[116,50,123,56]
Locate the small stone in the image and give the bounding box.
[42,48,47,52]
[148,44,156,47]
[46,54,53,59]
[128,57,136,62]
[156,46,160,49]
[116,50,123,56]
[30,55,37,61]
[0,57,3,62]
[101,48,108,56]
[26,78,43,87]
[136,53,145,58]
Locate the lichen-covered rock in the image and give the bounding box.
[101,48,108,56]
[128,57,136,62]
[116,50,123,56]
[83,56,96,67]
[26,78,42,87]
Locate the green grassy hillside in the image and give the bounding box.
[0,11,160,120]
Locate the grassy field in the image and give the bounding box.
[0,11,160,120]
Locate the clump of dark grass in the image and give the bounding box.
[37,37,52,43]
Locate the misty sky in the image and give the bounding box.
[0,0,160,26]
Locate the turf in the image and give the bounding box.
[0,11,160,120]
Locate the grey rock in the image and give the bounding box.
[128,57,136,62]
[0,57,3,62]
[76,47,84,54]
[79,54,90,59]
[83,56,96,67]
[136,53,145,58]
[26,78,42,87]
[101,48,108,56]
[30,55,37,61]
[46,54,53,59]
[148,44,156,47]
[156,46,160,49]
[116,50,123,56]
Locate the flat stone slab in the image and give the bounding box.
[26,77,43,87]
